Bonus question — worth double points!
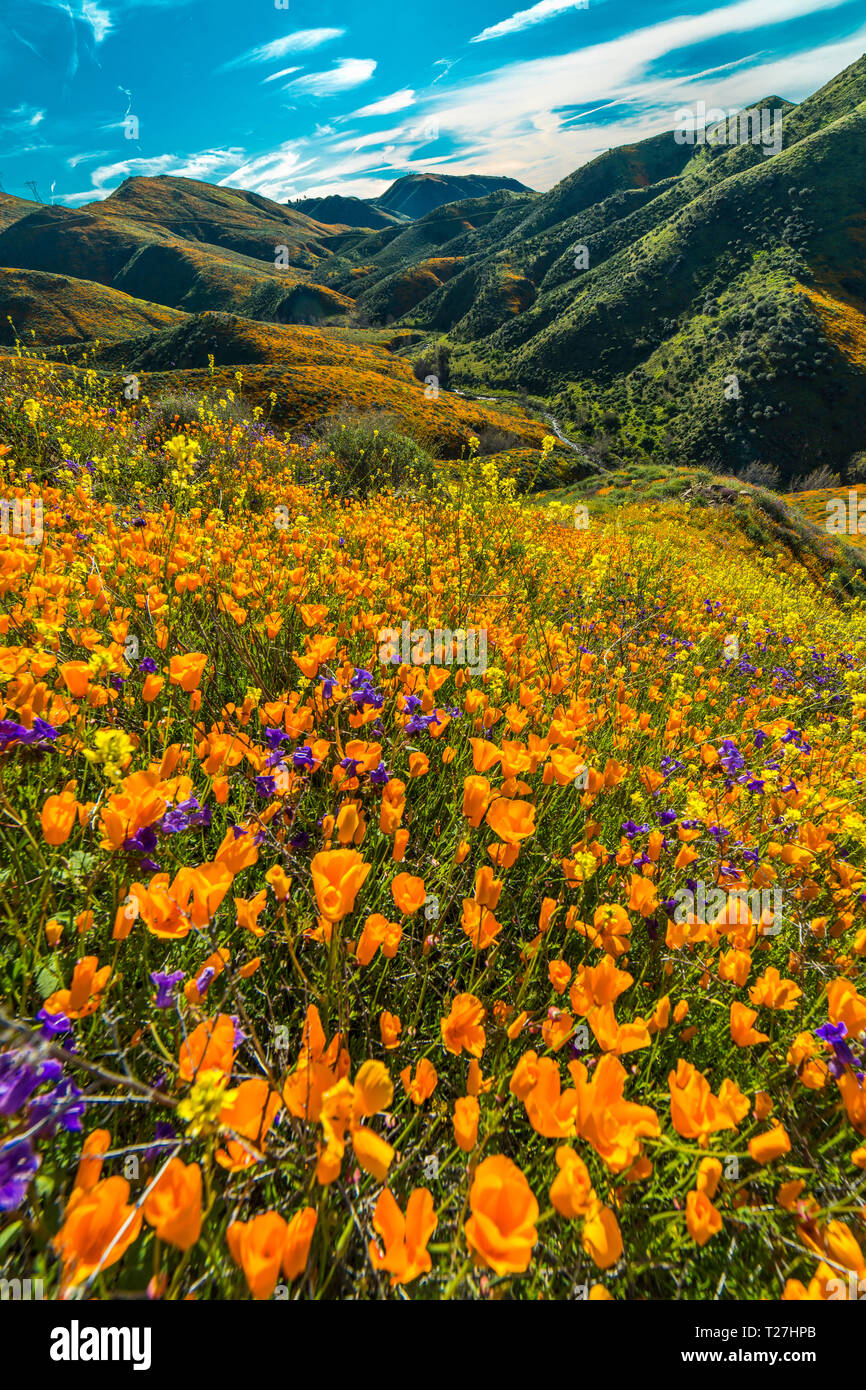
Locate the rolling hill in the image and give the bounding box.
[373,172,534,219]
[314,60,866,480]
[0,267,187,345]
[0,177,353,324]
[0,61,863,480]
[290,195,406,231]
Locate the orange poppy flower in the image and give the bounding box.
[179,1013,237,1083]
[748,1124,791,1165]
[168,652,208,691]
[217,1078,282,1170]
[465,1155,538,1275]
[453,1094,480,1151]
[440,993,487,1057]
[485,796,536,845]
[686,1189,722,1246]
[462,775,492,828]
[460,899,502,950]
[227,1212,287,1300]
[43,955,111,1020]
[626,875,658,917]
[391,872,426,915]
[582,1200,624,1269]
[54,1176,142,1289]
[368,1187,437,1286]
[730,1001,770,1047]
[143,1158,203,1250]
[550,1146,595,1219]
[401,1058,438,1105]
[69,1129,111,1205]
[668,1059,749,1142]
[41,790,79,846]
[282,1207,317,1281]
[749,968,803,1011]
[379,1010,402,1049]
[357,912,402,965]
[310,848,371,923]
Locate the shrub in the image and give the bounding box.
[313,410,435,497]
[788,466,841,492]
[739,461,781,489]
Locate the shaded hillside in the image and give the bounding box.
[290,194,405,230]
[89,175,343,265]
[52,310,549,456]
[321,190,537,304]
[0,192,33,234]
[374,172,533,219]
[320,59,866,480]
[0,267,187,345]
[0,204,309,318]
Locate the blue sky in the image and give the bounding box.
[1,0,864,208]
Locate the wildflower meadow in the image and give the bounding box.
[1,351,865,1327]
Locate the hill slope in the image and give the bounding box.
[0,267,187,345]
[89,175,342,264]
[374,172,533,219]
[290,195,405,230]
[318,60,866,479]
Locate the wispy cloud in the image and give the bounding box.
[218,28,344,74]
[286,58,377,97]
[79,0,112,43]
[352,89,415,117]
[262,67,301,84]
[67,148,111,168]
[471,0,588,44]
[85,148,246,192]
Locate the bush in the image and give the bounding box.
[411,340,451,390]
[141,391,254,448]
[473,425,521,456]
[739,461,781,489]
[788,466,841,492]
[313,410,435,497]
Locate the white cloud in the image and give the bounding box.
[218,28,344,73]
[87,148,245,190]
[406,0,861,187]
[329,124,411,152]
[218,145,317,201]
[80,0,112,42]
[290,177,394,201]
[263,67,301,83]
[471,0,589,44]
[352,89,416,117]
[67,148,111,167]
[286,58,377,96]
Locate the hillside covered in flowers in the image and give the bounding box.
[1,357,865,1303]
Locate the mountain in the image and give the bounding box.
[373,172,534,220]
[290,195,406,230]
[0,191,33,234]
[0,175,356,322]
[1,61,864,480]
[88,175,342,264]
[0,267,186,345]
[315,60,866,480]
[59,309,548,456]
